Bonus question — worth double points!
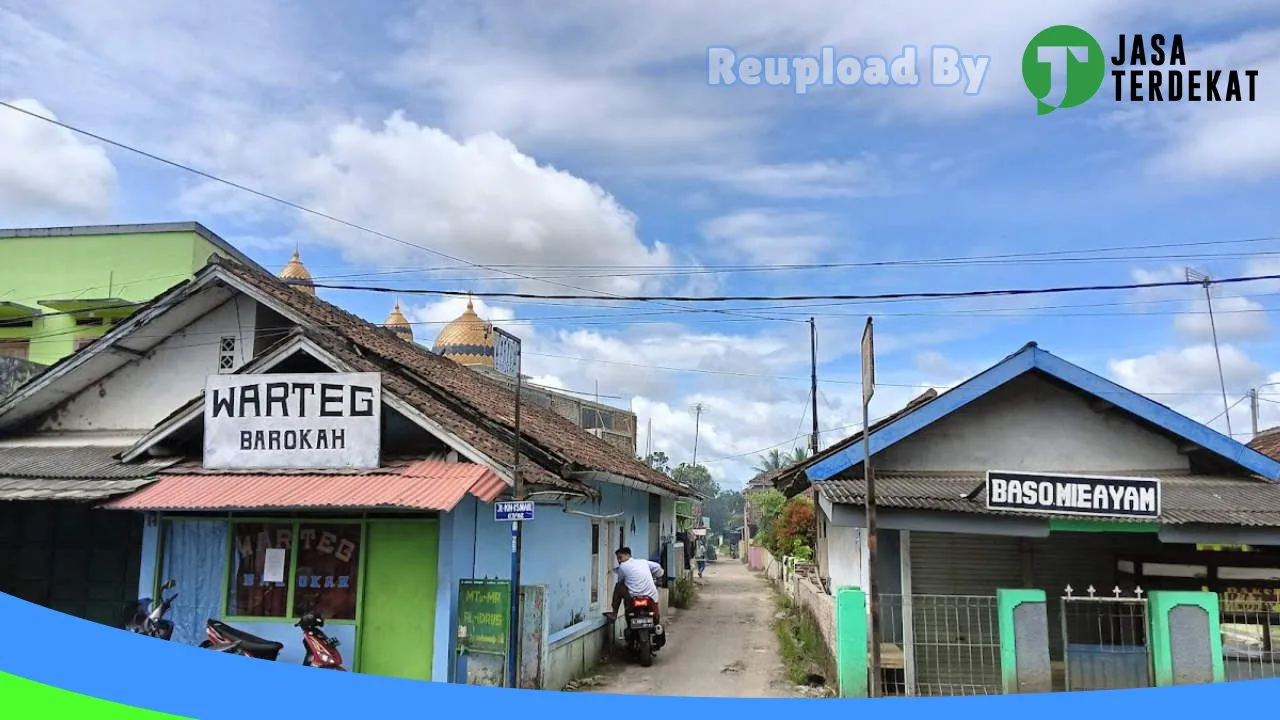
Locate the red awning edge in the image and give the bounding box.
[102,459,507,513]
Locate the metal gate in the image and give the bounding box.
[1059,585,1152,691]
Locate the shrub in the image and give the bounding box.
[769,496,816,557]
[671,575,697,609]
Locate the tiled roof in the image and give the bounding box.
[1247,428,1280,461]
[104,458,505,512]
[815,470,1280,526]
[210,257,684,496]
[0,446,179,501]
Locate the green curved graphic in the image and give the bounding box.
[0,670,190,718]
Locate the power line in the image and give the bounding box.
[0,100,794,327]
[304,272,1280,303]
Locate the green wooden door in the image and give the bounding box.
[357,520,439,680]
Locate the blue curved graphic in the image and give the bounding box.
[1,589,1278,717]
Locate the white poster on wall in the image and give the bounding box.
[263,547,288,583]
[203,372,382,470]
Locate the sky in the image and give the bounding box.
[3,2,1280,489]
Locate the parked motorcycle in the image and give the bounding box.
[200,619,285,662]
[124,578,178,640]
[621,595,665,667]
[297,612,346,670]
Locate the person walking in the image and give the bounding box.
[694,538,707,578]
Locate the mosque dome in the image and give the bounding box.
[278,250,315,295]
[384,301,414,342]
[432,298,494,366]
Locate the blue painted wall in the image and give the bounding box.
[438,481,660,677]
[155,517,358,668]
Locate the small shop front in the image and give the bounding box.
[790,342,1280,695]
[104,369,506,681]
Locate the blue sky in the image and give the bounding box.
[3,1,1280,488]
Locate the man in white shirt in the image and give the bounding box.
[604,546,664,626]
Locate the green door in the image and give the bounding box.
[358,520,439,680]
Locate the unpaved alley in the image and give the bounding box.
[581,559,800,697]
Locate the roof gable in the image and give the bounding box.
[805,342,1280,483]
[0,257,684,497]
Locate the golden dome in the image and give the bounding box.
[432,298,494,366]
[384,301,414,342]
[279,250,315,295]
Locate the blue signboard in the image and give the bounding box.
[494,500,535,522]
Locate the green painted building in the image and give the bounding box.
[0,223,265,367]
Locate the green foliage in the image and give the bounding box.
[773,596,833,688]
[670,574,697,609]
[751,446,811,475]
[773,496,816,556]
[673,462,718,499]
[705,489,743,533]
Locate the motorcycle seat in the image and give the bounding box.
[207,620,285,653]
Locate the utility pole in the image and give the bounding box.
[809,317,820,454]
[500,329,525,690]
[690,402,704,467]
[1251,388,1260,439]
[645,418,653,465]
[861,317,881,698]
[1188,268,1232,437]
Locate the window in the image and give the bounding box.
[227,522,293,618]
[225,520,363,622]
[292,523,361,621]
[218,336,237,373]
[0,340,29,360]
[590,522,601,606]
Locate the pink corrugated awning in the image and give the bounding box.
[102,459,507,512]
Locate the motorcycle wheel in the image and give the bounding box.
[637,631,654,667]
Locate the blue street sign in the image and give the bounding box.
[494,501,535,522]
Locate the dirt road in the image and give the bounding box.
[581,558,799,698]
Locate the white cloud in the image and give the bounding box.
[1146,30,1280,183]
[700,209,837,264]
[1173,295,1269,341]
[0,98,116,221]
[259,112,677,294]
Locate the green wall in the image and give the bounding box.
[0,229,235,366]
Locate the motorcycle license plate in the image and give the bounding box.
[630,617,654,627]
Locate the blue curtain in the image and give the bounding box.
[159,519,228,646]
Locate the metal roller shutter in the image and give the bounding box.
[910,531,1023,594]
[906,532,1022,695]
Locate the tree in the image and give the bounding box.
[705,489,744,533]
[672,462,718,500]
[772,496,817,556]
[751,446,810,476]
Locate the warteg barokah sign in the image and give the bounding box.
[985,470,1161,519]
[203,372,382,470]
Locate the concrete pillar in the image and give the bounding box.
[835,587,868,698]
[1147,591,1225,686]
[997,589,1052,694]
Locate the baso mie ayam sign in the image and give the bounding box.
[985,470,1161,519]
[203,372,382,470]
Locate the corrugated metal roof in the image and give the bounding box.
[0,477,157,501]
[815,470,1280,527]
[103,459,506,512]
[0,446,178,479]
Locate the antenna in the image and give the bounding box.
[1187,267,1232,436]
[690,402,705,467]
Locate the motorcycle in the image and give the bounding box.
[124,578,178,640]
[125,579,242,654]
[621,595,665,667]
[297,612,346,670]
[200,619,285,662]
